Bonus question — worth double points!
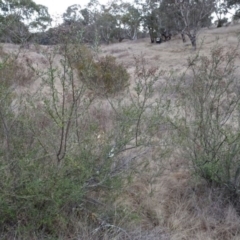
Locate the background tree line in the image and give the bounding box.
[0,0,240,47]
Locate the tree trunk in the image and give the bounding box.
[189,34,196,50]
[217,20,223,28]
[181,32,186,42]
[132,27,138,40]
[148,27,155,43]
[118,37,124,42]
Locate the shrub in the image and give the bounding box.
[72,46,130,96]
[171,44,240,204]
[0,47,34,87]
[93,55,130,95]
[0,41,165,239]
[0,47,129,238]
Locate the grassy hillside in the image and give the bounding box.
[0,24,240,240]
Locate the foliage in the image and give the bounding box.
[233,9,240,20]
[0,14,29,43]
[93,55,130,95]
[0,0,52,31]
[0,0,51,44]
[227,0,240,8]
[63,4,83,24]
[97,11,117,44]
[171,44,240,203]
[0,36,168,238]
[121,3,142,40]
[73,46,130,96]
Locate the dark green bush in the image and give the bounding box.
[93,55,130,95]
[0,144,123,236]
[72,46,130,95]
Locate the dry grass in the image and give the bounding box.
[100,24,240,76]
[120,166,240,239]
[0,47,34,88]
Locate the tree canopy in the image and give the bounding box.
[0,0,52,43]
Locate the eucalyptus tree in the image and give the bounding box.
[108,1,126,42]
[159,0,186,41]
[137,0,214,47]
[121,2,142,40]
[62,3,98,43]
[0,0,51,43]
[97,6,118,44]
[136,0,162,43]
[174,0,214,49]
[0,0,51,30]
[63,4,83,25]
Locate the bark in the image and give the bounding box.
[132,27,138,40]
[188,33,196,50]
[181,32,186,42]
[148,27,155,43]
[118,37,124,42]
